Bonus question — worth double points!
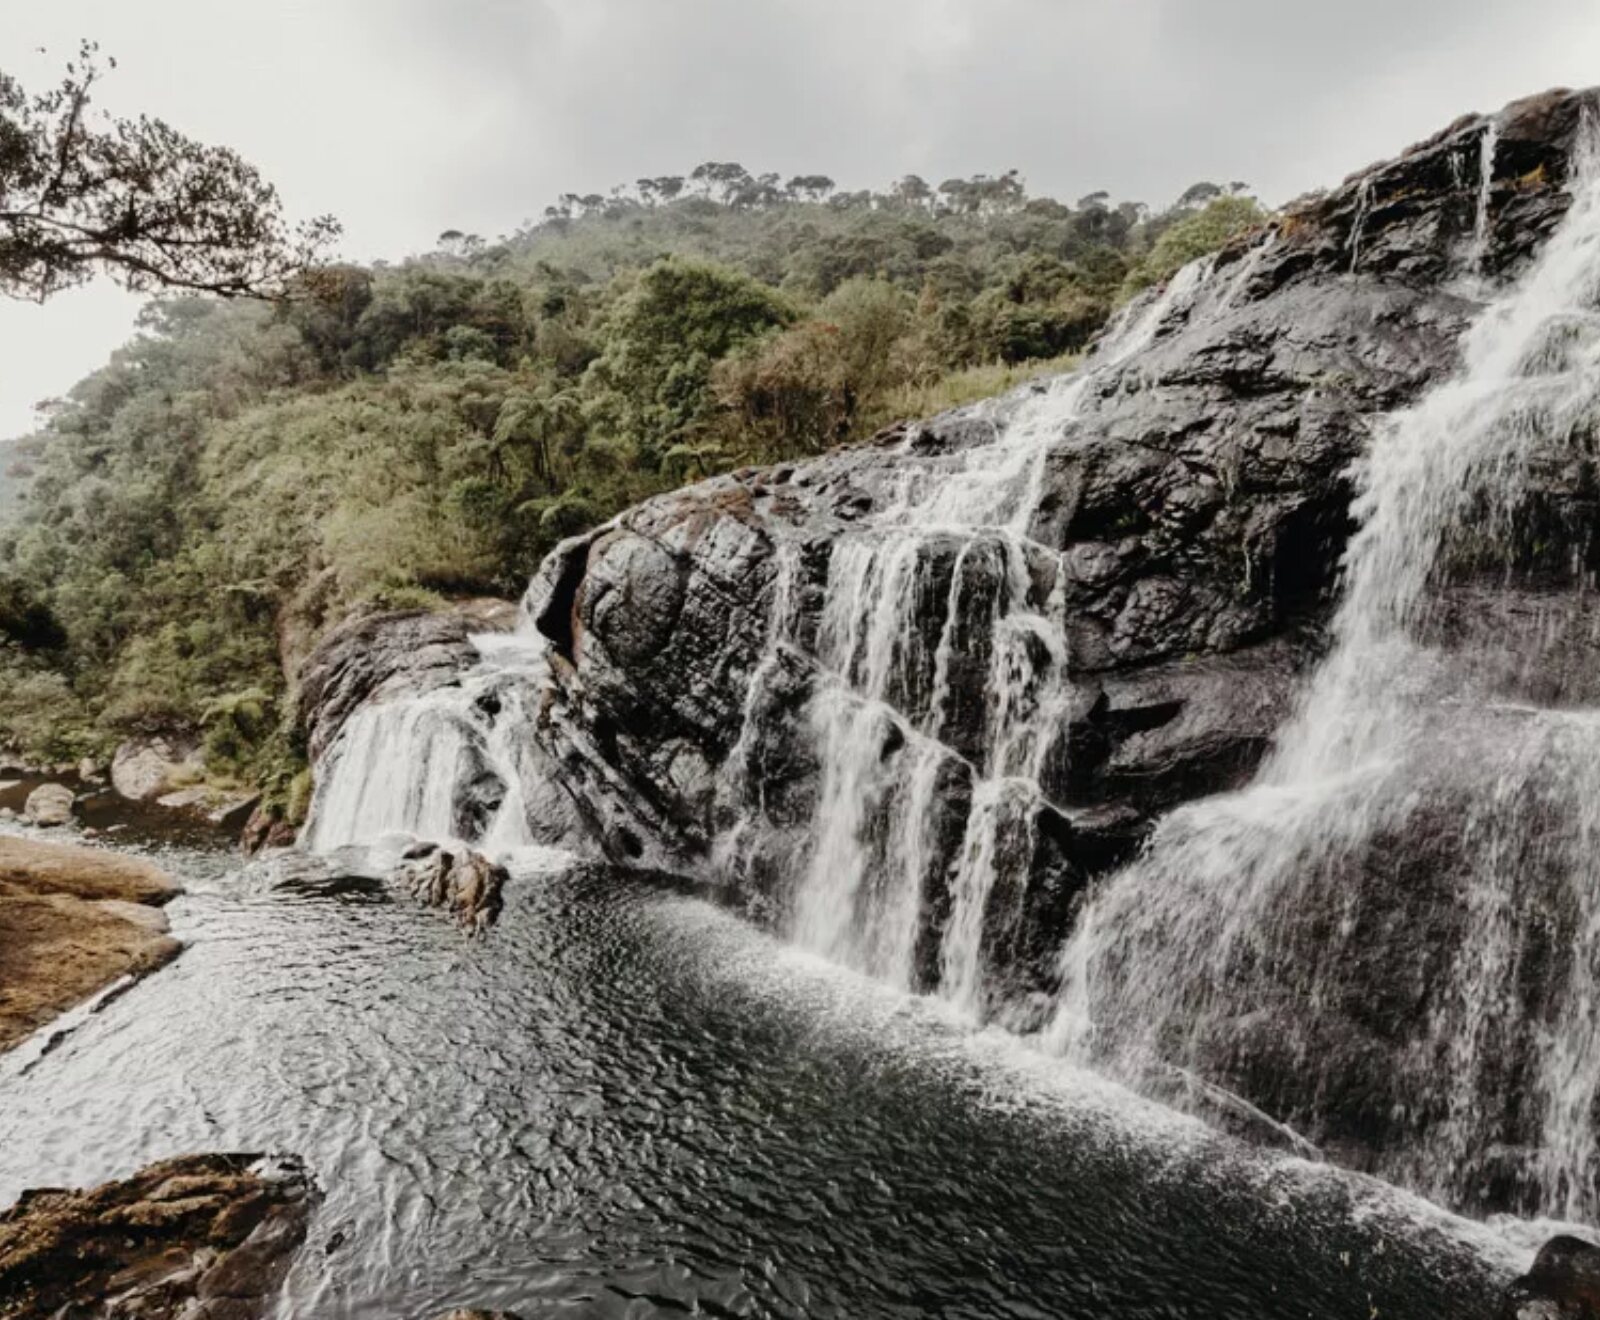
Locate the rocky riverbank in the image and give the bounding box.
[0,1154,315,1320]
[0,834,181,1054]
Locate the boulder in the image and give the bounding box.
[156,785,212,812]
[240,806,298,855]
[21,783,72,827]
[208,791,263,831]
[110,735,204,803]
[1503,1236,1600,1319]
[0,1153,315,1319]
[153,785,262,831]
[0,835,182,1052]
[392,843,507,931]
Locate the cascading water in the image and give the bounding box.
[1048,113,1600,1219]
[295,101,1600,1229]
[303,632,550,854]
[722,259,1220,1005]
[1467,118,1502,280]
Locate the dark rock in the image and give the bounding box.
[238,849,388,902]
[0,1153,315,1320]
[240,806,298,855]
[1503,1236,1600,1319]
[435,1311,523,1320]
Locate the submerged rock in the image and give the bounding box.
[0,1153,316,1319]
[434,1312,523,1320]
[21,784,72,827]
[435,1305,521,1318]
[1503,1236,1600,1319]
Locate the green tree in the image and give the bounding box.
[585,258,794,462]
[1124,195,1265,295]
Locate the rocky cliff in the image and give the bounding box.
[300,89,1600,1172]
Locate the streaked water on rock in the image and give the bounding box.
[1051,110,1600,1220]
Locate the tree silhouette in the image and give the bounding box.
[0,42,338,301]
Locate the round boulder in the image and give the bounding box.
[1503,1236,1600,1318]
[110,736,204,803]
[23,783,73,827]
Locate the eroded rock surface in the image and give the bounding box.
[393,843,507,931]
[0,835,182,1052]
[1503,1237,1600,1319]
[0,1154,315,1320]
[296,606,516,766]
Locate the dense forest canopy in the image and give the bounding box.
[0,158,1264,816]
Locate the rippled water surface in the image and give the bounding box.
[0,854,1514,1318]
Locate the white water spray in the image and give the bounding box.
[1050,112,1600,1219]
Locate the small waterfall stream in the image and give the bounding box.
[723,258,1219,1004]
[303,632,550,854]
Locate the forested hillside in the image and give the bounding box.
[0,163,1262,812]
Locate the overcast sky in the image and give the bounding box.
[3,0,1600,440]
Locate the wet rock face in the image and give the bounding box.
[393,843,507,932]
[501,98,1593,870]
[0,1153,315,1320]
[300,91,1600,1009]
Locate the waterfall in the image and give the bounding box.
[722,258,1221,1004]
[301,701,474,850]
[1466,118,1502,280]
[1048,114,1600,1219]
[302,632,549,855]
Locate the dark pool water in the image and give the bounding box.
[0,853,1521,1319]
